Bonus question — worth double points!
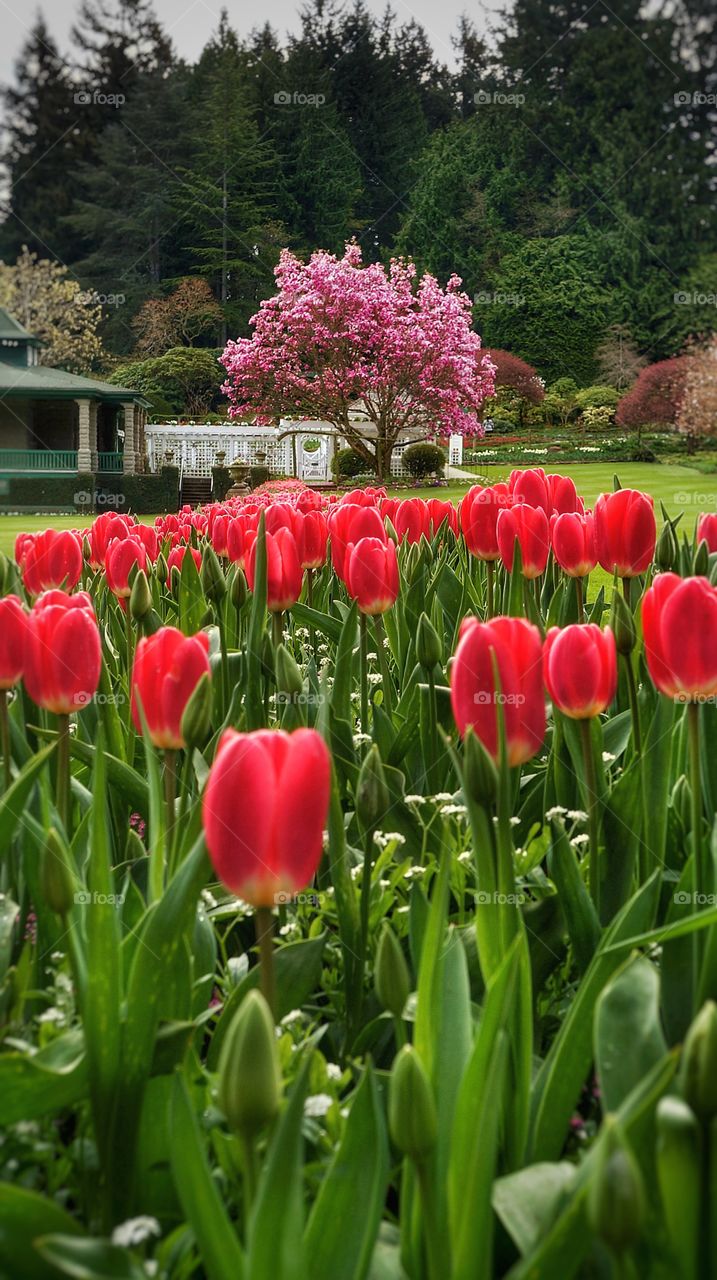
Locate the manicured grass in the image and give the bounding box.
[0,513,153,558]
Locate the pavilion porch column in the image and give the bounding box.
[76,398,96,473]
[122,401,136,474]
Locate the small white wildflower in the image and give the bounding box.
[433,792,453,802]
[367,673,382,685]
[201,889,218,908]
[50,951,64,962]
[457,851,472,864]
[602,751,616,764]
[37,1007,64,1025]
[545,805,567,820]
[404,794,427,805]
[112,1217,161,1248]
[440,803,467,817]
[350,865,362,880]
[305,1093,333,1118]
[279,922,299,938]
[404,865,426,879]
[326,1063,342,1081]
[510,816,521,828]
[281,1009,303,1026]
[571,833,590,847]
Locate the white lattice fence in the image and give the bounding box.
[146,426,291,477]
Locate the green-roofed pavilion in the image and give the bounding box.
[0,307,149,478]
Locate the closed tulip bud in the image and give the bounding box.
[129,569,153,621]
[697,513,717,554]
[275,643,303,697]
[41,827,76,916]
[131,627,211,750]
[643,575,717,701]
[356,743,389,830]
[201,545,227,602]
[656,1096,700,1280]
[218,990,282,1137]
[230,565,248,609]
[24,592,101,714]
[155,552,168,586]
[656,520,678,572]
[693,537,710,578]
[416,612,442,670]
[375,923,410,1018]
[450,616,546,767]
[389,1046,437,1162]
[543,625,617,720]
[594,489,656,579]
[463,726,499,806]
[180,672,213,750]
[82,535,92,564]
[587,1119,645,1255]
[679,1001,717,1119]
[610,588,636,656]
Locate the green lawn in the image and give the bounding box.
[1,462,713,559]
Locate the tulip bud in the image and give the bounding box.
[587,1118,645,1255]
[693,537,710,579]
[355,744,389,830]
[129,569,153,621]
[656,521,677,572]
[389,1046,437,1162]
[82,535,92,564]
[155,552,168,586]
[275,643,303,697]
[463,727,498,806]
[656,1096,700,1280]
[416,613,442,671]
[671,774,692,831]
[217,990,282,1137]
[230,566,248,610]
[679,1001,717,1120]
[610,589,636,656]
[41,828,76,916]
[201,546,227,602]
[180,672,213,750]
[375,923,411,1018]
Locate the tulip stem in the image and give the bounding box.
[373,615,393,717]
[56,713,71,832]
[255,906,276,1019]
[125,605,134,678]
[272,611,284,649]
[624,655,642,757]
[576,576,585,624]
[415,1157,444,1280]
[0,691,10,792]
[240,1132,258,1230]
[359,613,369,732]
[580,718,601,916]
[164,749,177,873]
[688,700,704,906]
[486,560,494,618]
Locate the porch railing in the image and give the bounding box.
[0,449,78,472]
[97,451,123,473]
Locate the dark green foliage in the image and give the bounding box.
[402,443,446,478]
[249,466,271,488]
[211,466,232,501]
[332,448,370,479]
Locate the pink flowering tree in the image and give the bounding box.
[221,244,495,480]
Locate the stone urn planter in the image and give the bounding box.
[227,460,251,497]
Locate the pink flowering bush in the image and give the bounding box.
[221,244,495,480]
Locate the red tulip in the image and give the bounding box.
[551,511,597,578]
[543,624,617,719]
[246,528,303,612]
[509,467,550,514]
[134,523,159,562]
[210,513,231,558]
[450,615,546,766]
[21,529,83,596]
[697,514,717,554]
[88,512,134,569]
[202,727,331,907]
[496,503,550,578]
[427,498,458,537]
[594,489,656,578]
[105,536,148,599]
[344,537,399,615]
[460,484,511,560]
[392,498,431,545]
[167,544,201,578]
[226,512,260,568]
[329,504,386,580]
[24,591,101,714]
[294,510,328,569]
[548,473,583,515]
[340,487,385,507]
[264,503,299,536]
[131,626,211,748]
[0,595,27,689]
[642,573,717,701]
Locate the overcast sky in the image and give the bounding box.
[1,0,500,87]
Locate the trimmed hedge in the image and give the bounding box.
[212,466,232,501]
[0,467,180,515]
[332,447,371,479]
[402,442,446,478]
[115,467,179,515]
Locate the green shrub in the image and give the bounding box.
[575,385,620,413]
[402,442,446,478]
[111,348,224,416]
[249,465,271,488]
[119,467,179,514]
[332,447,370,479]
[212,466,232,501]
[0,473,94,513]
